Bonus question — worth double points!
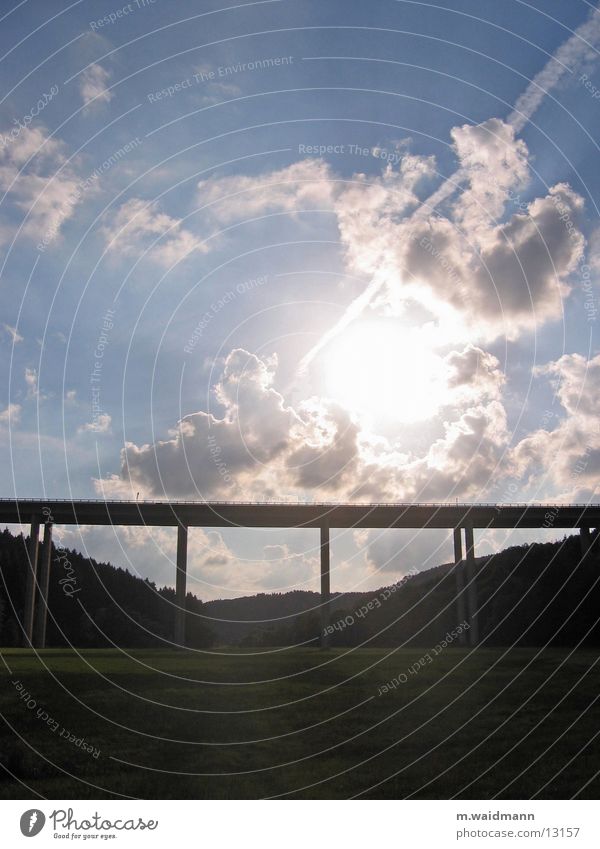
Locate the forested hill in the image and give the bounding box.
[1,527,599,648]
[0,528,214,649]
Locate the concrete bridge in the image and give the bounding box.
[2,498,599,650]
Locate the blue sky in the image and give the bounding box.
[1,0,600,598]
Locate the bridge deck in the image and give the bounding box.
[9,498,599,650]
[1,498,599,529]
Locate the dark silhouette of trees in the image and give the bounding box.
[0,529,215,648]
[1,527,598,648]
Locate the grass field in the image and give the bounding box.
[1,646,599,799]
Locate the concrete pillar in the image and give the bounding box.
[175,524,188,646]
[23,516,40,647]
[580,527,592,557]
[33,523,53,648]
[320,525,331,648]
[453,527,467,646]
[464,523,479,646]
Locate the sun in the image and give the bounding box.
[322,319,447,425]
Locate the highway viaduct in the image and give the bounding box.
[1,499,598,650]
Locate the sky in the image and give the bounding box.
[1,0,600,600]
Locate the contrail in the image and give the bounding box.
[508,5,600,131]
[298,3,600,374]
[298,274,385,374]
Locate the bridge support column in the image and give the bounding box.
[33,523,52,648]
[580,527,592,557]
[175,524,188,646]
[23,516,40,647]
[465,523,479,646]
[320,525,331,648]
[453,527,467,646]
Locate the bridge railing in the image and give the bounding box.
[0,497,598,509]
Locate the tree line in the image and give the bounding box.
[1,527,598,648]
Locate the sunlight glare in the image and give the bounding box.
[323,320,447,424]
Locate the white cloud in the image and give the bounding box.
[25,367,38,399]
[52,522,319,600]
[0,403,21,427]
[2,324,23,344]
[79,63,113,109]
[536,352,600,420]
[78,413,112,434]
[342,169,585,341]
[510,352,600,499]
[103,197,208,267]
[96,347,511,504]
[196,128,585,348]
[197,158,336,224]
[357,527,453,576]
[293,37,596,361]
[0,125,85,245]
[99,350,298,499]
[451,118,530,235]
[587,226,600,276]
[444,344,505,403]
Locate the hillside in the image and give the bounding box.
[1,528,599,648]
[0,528,214,649]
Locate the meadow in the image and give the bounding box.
[1,647,599,799]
